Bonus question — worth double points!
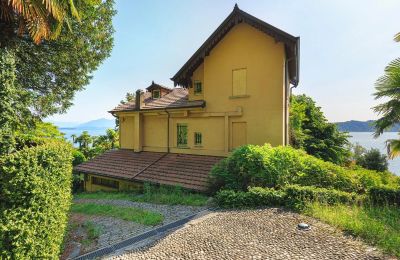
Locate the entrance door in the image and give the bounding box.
[231,122,247,150]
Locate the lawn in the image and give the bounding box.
[70,203,164,226]
[304,202,400,257]
[74,185,209,206]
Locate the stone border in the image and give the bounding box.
[72,209,210,260]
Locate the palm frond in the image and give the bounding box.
[395,32,400,42]
[386,139,400,159]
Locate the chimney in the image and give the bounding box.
[135,89,143,110]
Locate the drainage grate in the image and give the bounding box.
[72,209,208,260]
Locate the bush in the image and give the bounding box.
[0,141,73,259]
[72,149,86,166]
[214,185,356,209]
[209,144,399,193]
[284,185,358,209]
[369,187,400,206]
[215,187,285,208]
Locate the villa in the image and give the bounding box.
[74,4,300,192]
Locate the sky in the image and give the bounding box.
[47,0,400,123]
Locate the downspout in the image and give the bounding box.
[285,56,299,146]
[165,109,170,153]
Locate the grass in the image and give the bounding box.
[74,184,209,206]
[304,202,400,257]
[82,221,102,246]
[70,203,164,226]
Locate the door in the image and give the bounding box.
[231,122,247,150]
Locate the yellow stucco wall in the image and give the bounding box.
[84,174,142,192]
[202,23,286,147]
[120,115,135,149]
[116,22,286,156]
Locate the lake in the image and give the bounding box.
[348,132,400,175]
[60,127,109,142]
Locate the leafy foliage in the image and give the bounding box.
[214,185,356,209]
[0,0,81,45]
[373,33,400,159]
[290,94,350,165]
[73,128,119,160]
[369,186,400,206]
[353,146,388,172]
[8,0,115,118]
[0,141,73,259]
[209,144,399,194]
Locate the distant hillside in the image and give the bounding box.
[77,118,115,129]
[335,120,400,132]
[50,118,115,129]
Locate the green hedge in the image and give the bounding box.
[215,185,357,209]
[284,185,358,209]
[0,141,73,259]
[209,144,399,193]
[369,187,400,206]
[215,187,285,208]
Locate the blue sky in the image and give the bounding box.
[48,0,400,123]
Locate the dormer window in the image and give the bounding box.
[194,81,202,95]
[152,89,161,99]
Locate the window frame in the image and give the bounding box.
[92,176,119,189]
[194,81,202,95]
[177,123,188,147]
[194,132,202,146]
[152,89,161,99]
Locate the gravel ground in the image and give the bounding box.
[72,199,206,250]
[108,208,391,260]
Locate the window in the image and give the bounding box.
[232,68,247,96]
[152,89,160,99]
[92,176,119,189]
[177,124,188,147]
[194,132,202,146]
[194,81,202,95]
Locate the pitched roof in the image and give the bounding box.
[171,4,300,87]
[110,88,205,113]
[74,150,223,191]
[146,81,172,92]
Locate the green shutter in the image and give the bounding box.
[177,124,188,147]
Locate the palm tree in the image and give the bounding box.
[75,131,92,149]
[71,134,77,143]
[373,32,400,158]
[0,0,80,45]
[106,128,118,149]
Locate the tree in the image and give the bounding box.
[0,0,81,46]
[75,131,92,149]
[356,148,388,172]
[116,92,135,128]
[289,94,350,165]
[373,32,400,158]
[4,0,115,118]
[71,134,77,143]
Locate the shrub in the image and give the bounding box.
[215,187,285,208]
[369,187,400,206]
[72,149,86,166]
[214,185,356,209]
[284,185,358,209]
[0,141,73,259]
[209,144,399,194]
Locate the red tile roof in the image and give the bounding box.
[110,88,205,113]
[74,150,223,191]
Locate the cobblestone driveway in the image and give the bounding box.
[109,208,391,260]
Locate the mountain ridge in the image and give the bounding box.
[335,120,400,132]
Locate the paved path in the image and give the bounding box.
[108,208,390,260]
